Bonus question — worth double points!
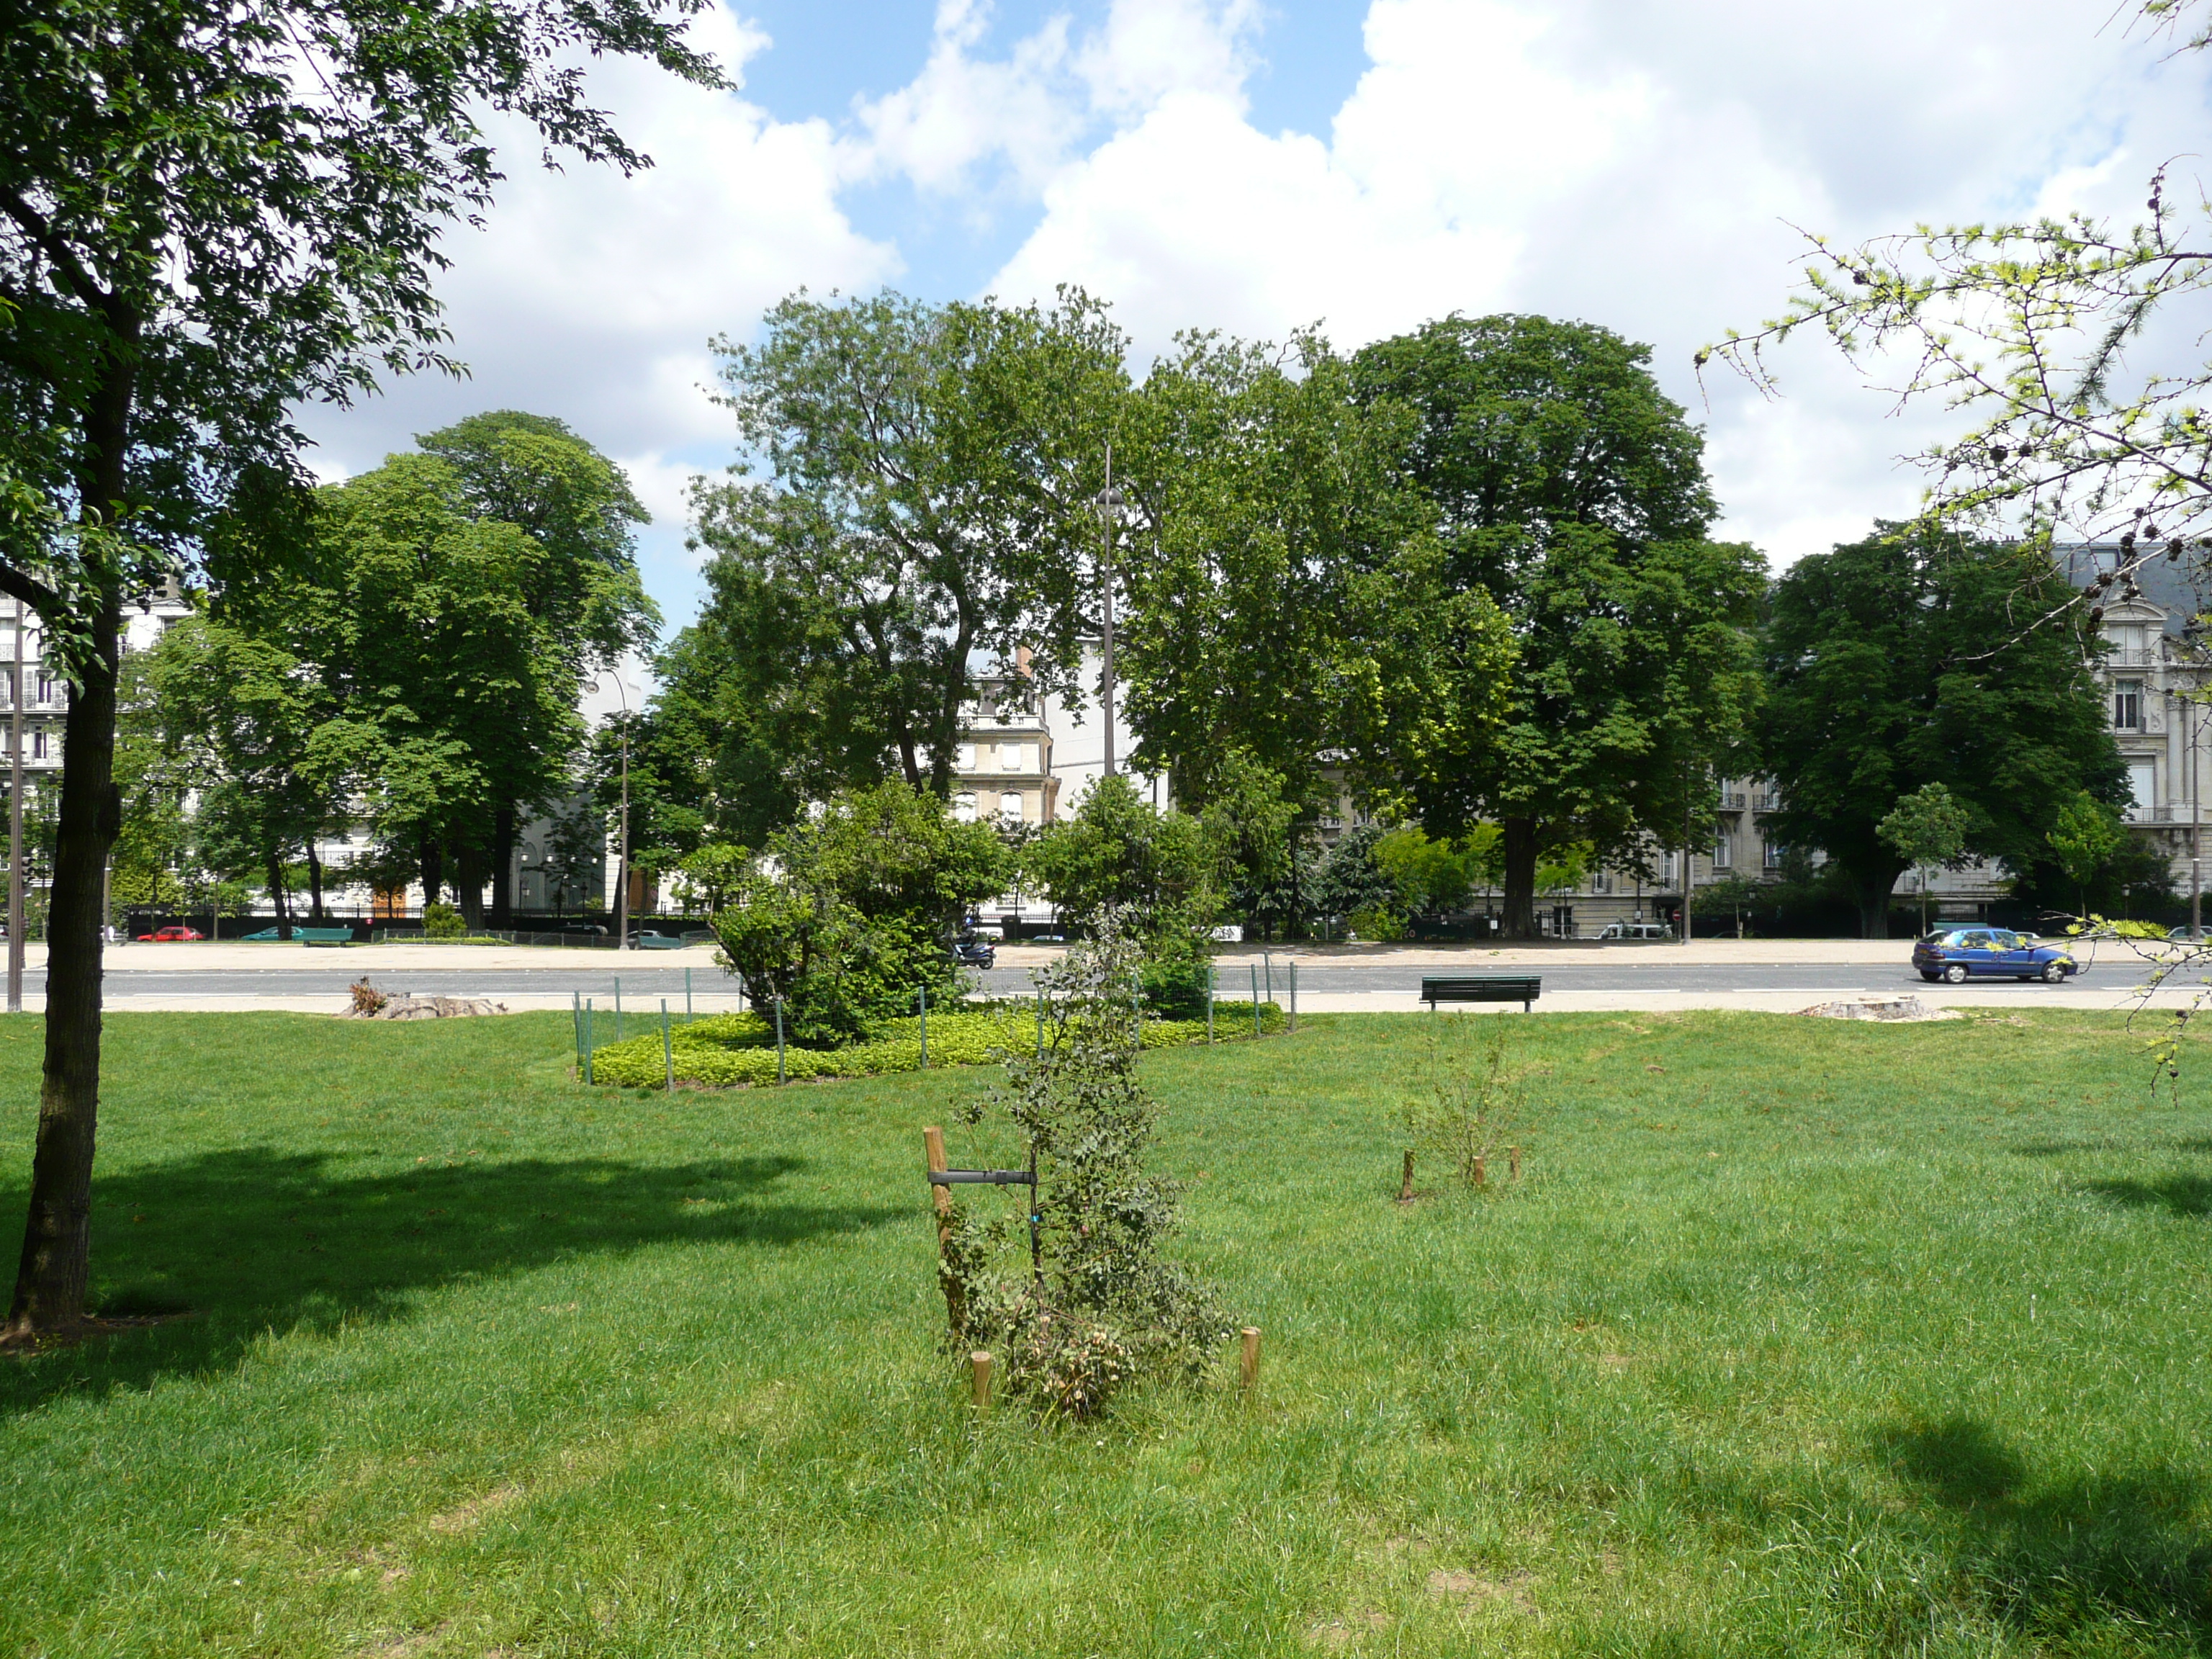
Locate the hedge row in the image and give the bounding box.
[583,1002,1287,1089]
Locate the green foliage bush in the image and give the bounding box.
[950,914,1233,1418]
[585,1000,1285,1089]
[421,902,467,940]
[708,781,1007,1043]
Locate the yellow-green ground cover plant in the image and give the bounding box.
[585,999,1286,1087]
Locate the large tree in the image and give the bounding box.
[1114,333,1483,809]
[413,412,655,921]
[305,454,590,930]
[0,0,718,1339]
[681,289,1126,814]
[1761,528,2127,936]
[128,616,338,935]
[1350,315,1766,937]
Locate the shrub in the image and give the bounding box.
[945,912,1235,1417]
[421,902,466,940]
[708,781,1005,1043]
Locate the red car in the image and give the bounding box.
[135,925,204,942]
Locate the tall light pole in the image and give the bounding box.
[604,667,631,952]
[2192,689,2202,942]
[1096,448,1123,781]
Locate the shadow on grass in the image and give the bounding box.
[2082,1174,2212,1218]
[1873,1416,2212,1647]
[2011,1137,2212,1157]
[0,1147,900,1416]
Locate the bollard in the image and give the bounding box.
[1239,1326,1262,1392]
[1251,963,1260,1038]
[1509,1145,1521,1182]
[919,984,929,1068]
[1474,1151,1487,1190]
[774,995,786,1084]
[572,989,583,1071]
[661,999,674,1091]
[583,999,595,1084]
[1398,1149,1416,1204]
[925,1127,963,1334]
[971,1349,994,1409]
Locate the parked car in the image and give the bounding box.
[2169,925,2206,943]
[1912,927,2078,984]
[135,925,204,943]
[950,936,996,970]
[625,928,689,950]
[1598,922,1673,941]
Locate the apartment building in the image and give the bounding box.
[2062,543,2212,889]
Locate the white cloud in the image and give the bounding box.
[954,0,2212,569]
[298,5,896,525]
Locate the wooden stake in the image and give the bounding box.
[970,1349,993,1408]
[924,1127,964,1335]
[1239,1326,1262,1392]
[1398,1148,1416,1204]
[1509,1145,1521,1182]
[1473,1151,1487,1189]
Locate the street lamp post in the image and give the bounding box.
[1096,449,1124,781]
[2192,691,2202,942]
[605,669,631,953]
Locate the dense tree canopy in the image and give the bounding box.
[682,290,1126,808]
[1761,528,2127,936]
[1350,315,1765,936]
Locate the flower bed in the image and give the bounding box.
[583,1002,1287,1089]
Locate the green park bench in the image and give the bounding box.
[1419,975,1541,1013]
[297,927,355,946]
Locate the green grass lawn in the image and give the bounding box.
[1,1007,2208,1658]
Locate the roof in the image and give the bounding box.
[2054,541,2212,637]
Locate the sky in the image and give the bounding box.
[295,0,2212,688]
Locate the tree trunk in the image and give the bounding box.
[454,840,485,932]
[5,598,122,1340]
[490,806,516,926]
[307,844,325,923]
[1855,873,1896,940]
[1500,816,1540,940]
[269,853,292,940]
[419,834,443,909]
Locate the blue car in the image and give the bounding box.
[1911,927,2078,984]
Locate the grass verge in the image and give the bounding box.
[0,1007,2207,1656]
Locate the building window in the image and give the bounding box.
[953,792,977,822]
[1713,835,1732,869]
[31,729,46,759]
[1763,840,1785,869]
[999,791,1024,822]
[1591,869,1612,894]
[35,674,53,706]
[2115,680,2144,729]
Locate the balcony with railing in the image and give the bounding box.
[1753,791,1781,811]
[2123,803,2212,824]
[1716,790,1747,811]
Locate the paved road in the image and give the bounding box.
[64,956,2144,1002]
